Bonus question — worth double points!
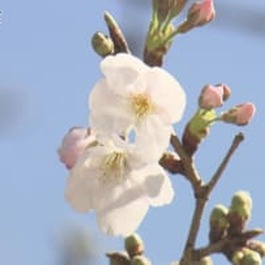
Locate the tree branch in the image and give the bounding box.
[206,133,244,194]
[179,133,245,264]
[170,134,202,189]
[194,229,264,259]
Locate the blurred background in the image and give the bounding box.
[0,0,264,264]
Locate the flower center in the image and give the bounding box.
[102,151,126,181]
[131,93,154,120]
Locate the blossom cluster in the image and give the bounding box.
[58,53,186,236]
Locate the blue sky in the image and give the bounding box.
[0,1,265,265]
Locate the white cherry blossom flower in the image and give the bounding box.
[89,53,186,157]
[65,135,174,237]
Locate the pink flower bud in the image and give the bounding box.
[58,127,96,169]
[220,83,232,101]
[199,84,225,109]
[221,103,256,126]
[187,0,216,27]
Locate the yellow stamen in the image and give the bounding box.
[102,151,126,181]
[131,93,154,119]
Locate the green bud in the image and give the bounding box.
[152,0,171,23]
[91,32,114,57]
[188,109,216,140]
[182,108,216,155]
[194,256,213,265]
[209,204,229,242]
[106,252,130,265]
[124,234,144,258]
[233,248,262,265]
[229,191,252,222]
[247,241,265,257]
[210,204,229,228]
[233,249,245,265]
[228,191,252,235]
[241,250,262,265]
[131,256,151,265]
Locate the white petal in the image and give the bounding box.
[131,163,174,206]
[144,67,186,123]
[96,196,149,237]
[65,154,100,213]
[148,171,174,207]
[100,54,149,95]
[89,80,132,135]
[135,115,171,162]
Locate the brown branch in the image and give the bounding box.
[170,134,202,189]
[194,229,264,259]
[184,198,207,252]
[179,133,245,265]
[206,133,244,194]
[159,152,184,175]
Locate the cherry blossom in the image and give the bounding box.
[65,135,174,236]
[89,53,186,156]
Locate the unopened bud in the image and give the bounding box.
[218,83,231,101]
[209,204,229,242]
[125,234,145,258]
[106,252,130,265]
[58,127,96,169]
[221,103,256,126]
[131,256,151,265]
[152,0,171,23]
[187,0,215,28]
[228,191,252,235]
[233,249,245,265]
[247,241,265,257]
[199,84,224,109]
[182,109,216,155]
[92,32,114,57]
[233,248,262,265]
[153,0,188,22]
[240,249,262,265]
[193,256,213,265]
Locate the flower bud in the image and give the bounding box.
[221,103,256,126]
[228,191,252,235]
[153,0,188,22]
[131,256,151,265]
[247,241,265,257]
[186,0,216,28]
[209,204,229,242]
[218,83,231,101]
[233,248,262,265]
[233,249,245,265]
[125,234,145,258]
[58,127,96,169]
[182,109,216,155]
[199,84,224,109]
[195,256,213,265]
[91,32,114,57]
[152,0,171,23]
[106,252,130,265]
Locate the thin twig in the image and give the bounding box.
[194,229,264,259]
[179,133,245,264]
[206,133,244,194]
[170,134,202,189]
[184,198,206,251]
